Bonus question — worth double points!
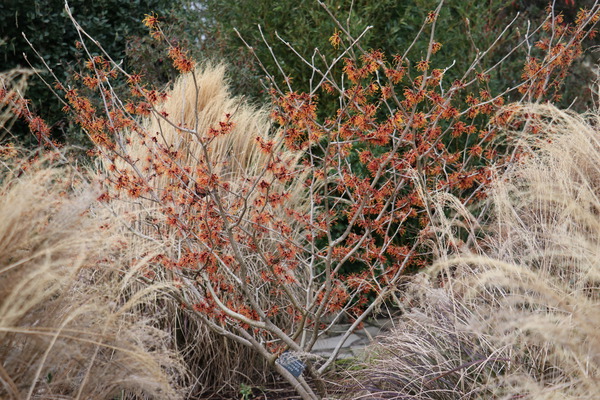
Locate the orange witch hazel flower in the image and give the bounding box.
[142,13,159,29]
[168,46,195,73]
[143,12,163,40]
[329,29,341,48]
[426,11,437,24]
[127,73,143,86]
[415,59,430,72]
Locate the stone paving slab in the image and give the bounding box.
[311,318,393,359]
[312,333,361,351]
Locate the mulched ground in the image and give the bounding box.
[190,375,346,399]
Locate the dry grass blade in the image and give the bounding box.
[465,104,600,399]
[0,150,184,399]
[345,103,600,399]
[107,65,310,395]
[342,279,508,400]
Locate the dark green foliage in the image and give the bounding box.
[3,0,599,145]
[197,0,600,109]
[0,0,185,145]
[203,0,507,95]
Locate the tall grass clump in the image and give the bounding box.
[106,64,309,394]
[346,103,600,399]
[341,281,507,399]
[340,266,512,399]
[0,147,184,399]
[471,103,600,398]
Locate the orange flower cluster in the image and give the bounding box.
[519,7,597,101]
[5,6,595,388]
[265,4,600,318]
[168,46,195,73]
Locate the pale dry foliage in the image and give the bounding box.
[471,103,600,398]
[349,103,600,399]
[0,150,184,399]
[108,65,310,394]
[343,281,508,399]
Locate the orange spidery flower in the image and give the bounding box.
[451,121,468,137]
[321,81,334,94]
[127,73,143,86]
[28,116,50,142]
[168,46,195,73]
[469,144,483,157]
[392,111,404,127]
[362,50,384,73]
[476,72,490,82]
[256,136,275,153]
[343,58,359,83]
[416,59,430,72]
[82,75,99,90]
[426,11,438,24]
[410,112,427,128]
[150,30,162,41]
[143,13,159,30]
[429,68,444,84]
[381,85,392,99]
[329,30,341,49]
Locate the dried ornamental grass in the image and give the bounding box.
[0,152,184,399]
[106,65,310,394]
[464,104,600,399]
[346,104,600,399]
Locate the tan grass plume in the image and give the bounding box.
[348,103,600,399]
[106,65,311,394]
[0,150,184,399]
